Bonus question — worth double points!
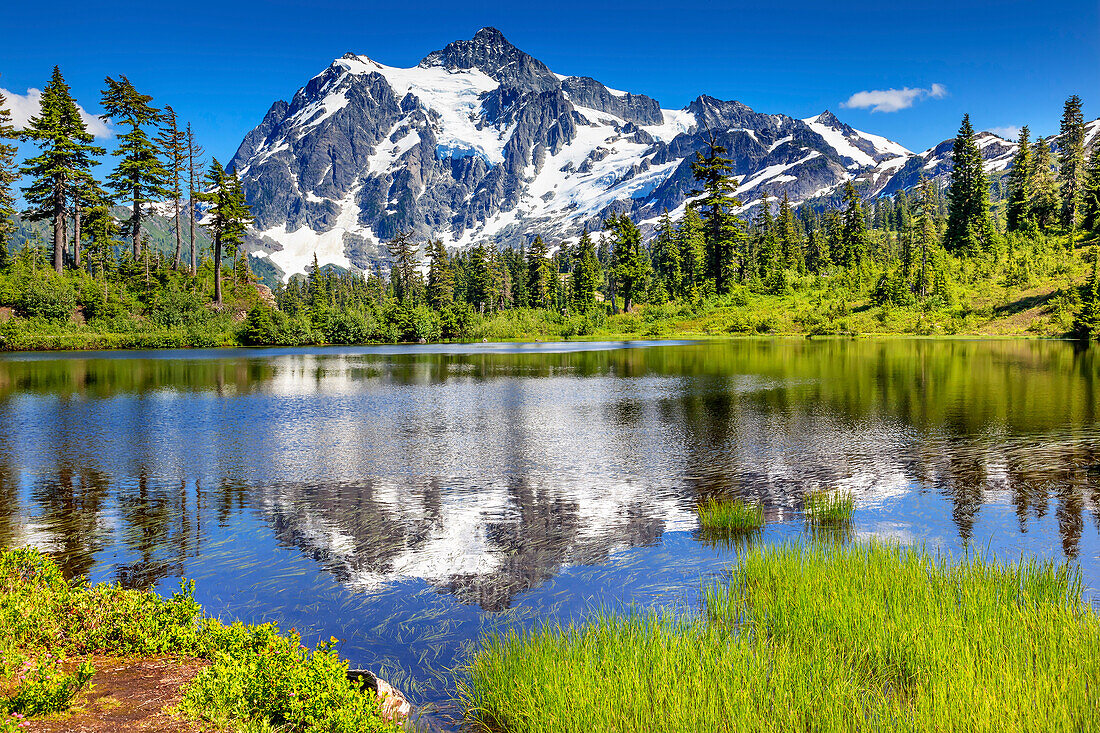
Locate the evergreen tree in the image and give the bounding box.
[156,105,187,268]
[944,114,992,253]
[386,231,419,303]
[509,244,529,307]
[649,210,681,297]
[69,170,108,271]
[805,213,832,274]
[20,67,104,274]
[1081,145,1100,237]
[1074,249,1100,339]
[426,238,454,309]
[604,213,648,311]
[185,123,204,274]
[776,192,804,272]
[915,177,939,297]
[198,159,252,304]
[691,137,743,291]
[100,76,169,258]
[677,207,706,297]
[838,182,871,279]
[1005,126,1033,233]
[466,244,493,311]
[755,192,781,280]
[526,235,551,308]
[0,80,18,255]
[1030,138,1060,231]
[570,228,600,311]
[83,204,121,279]
[490,246,510,310]
[1058,94,1086,232]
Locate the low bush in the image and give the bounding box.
[0,548,399,732]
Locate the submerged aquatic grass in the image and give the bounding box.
[696,497,765,533]
[462,541,1100,733]
[803,489,855,525]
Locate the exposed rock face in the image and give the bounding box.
[232,27,1068,281]
[347,669,413,726]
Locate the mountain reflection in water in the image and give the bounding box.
[1,339,1099,713]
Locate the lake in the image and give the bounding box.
[1,338,1098,725]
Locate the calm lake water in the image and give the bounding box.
[2,338,1099,724]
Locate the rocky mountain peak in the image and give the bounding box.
[419,27,558,91]
[814,109,844,127]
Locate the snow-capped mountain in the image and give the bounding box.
[866,131,1018,198]
[228,27,1096,280]
[230,28,921,278]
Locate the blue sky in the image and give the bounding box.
[1,0,1097,160]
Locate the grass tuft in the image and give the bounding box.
[696,497,765,533]
[803,490,855,525]
[462,541,1100,733]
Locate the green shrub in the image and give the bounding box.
[1,653,94,717]
[14,275,76,322]
[0,548,399,732]
[147,287,206,328]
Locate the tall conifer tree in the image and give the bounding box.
[426,238,454,309]
[776,192,803,272]
[100,76,169,258]
[199,159,252,304]
[1058,94,1086,232]
[0,80,19,256]
[20,67,104,273]
[691,137,743,291]
[1030,138,1059,231]
[649,210,681,297]
[185,123,204,274]
[526,235,551,308]
[604,213,648,311]
[1005,126,1033,233]
[839,182,871,279]
[944,114,992,253]
[157,105,186,268]
[386,231,419,303]
[570,229,600,311]
[677,207,706,297]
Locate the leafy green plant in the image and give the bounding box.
[1,653,94,717]
[0,549,400,732]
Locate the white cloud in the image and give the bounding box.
[986,125,1021,140]
[840,83,949,113]
[1,87,115,139]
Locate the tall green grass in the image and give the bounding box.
[696,497,765,533]
[804,490,855,525]
[462,541,1100,733]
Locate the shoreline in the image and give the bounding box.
[0,330,1079,357]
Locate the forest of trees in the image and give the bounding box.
[0,70,1099,349]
